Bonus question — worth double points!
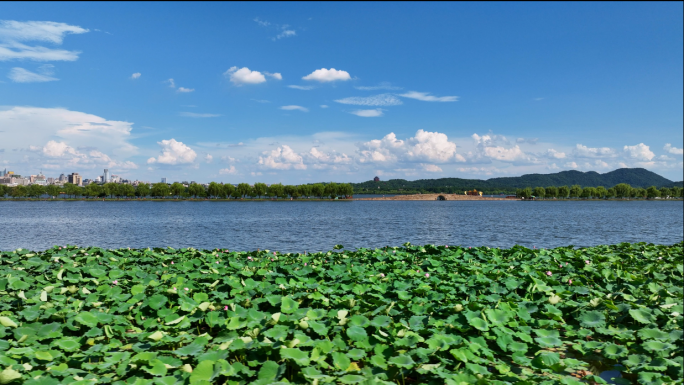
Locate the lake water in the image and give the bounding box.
[1,200,682,252]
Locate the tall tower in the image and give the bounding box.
[103,169,110,183]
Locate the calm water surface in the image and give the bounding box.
[0,200,681,252]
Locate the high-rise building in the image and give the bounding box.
[58,173,67,182]
[68,173,82,186]
[103,169,110,183]
[0,169,5,177]
[161,177,167,183]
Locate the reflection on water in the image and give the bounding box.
[0,200,681,252]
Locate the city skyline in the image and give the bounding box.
[1,2,682,183]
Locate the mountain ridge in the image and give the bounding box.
[352,168,682,194]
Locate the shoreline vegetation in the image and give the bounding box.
[0,181,682,201]
[0,242,681,384]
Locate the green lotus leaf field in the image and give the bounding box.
[0,242,681,384]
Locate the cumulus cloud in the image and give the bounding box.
[623,143,654,161]
[472,134,531,163]
[397,91,458,102]
[219,166,238,175]
[350,109,383,117]
[224,66,267,85]
[664,143,683,155]
[264,71,282,80]
[130,72,141,79]
[8,67,58,82]
[258,145,306,170]
[307,147,352,165]
[421,164,442,172]
[0,106,137,157]
[302,68,351,82]
[147,139,197,165]
[179,112,221,118]
[335,94,403,106]
[545,149,566,159]
[565,162,578,169]
[358,130,464,164]
[38,140,137,170]
[177,87,194,93]
[204,154,213,163]
[573,144,615,158]
[287,85,314,90]
[0,20,88,61]
[280,105,308,112]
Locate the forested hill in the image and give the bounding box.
[351,168,681,194]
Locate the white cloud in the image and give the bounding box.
[147,139,197,165]
[358,130,464,164]
[164,78,175,88]
[545,149,566,159]
[355,83,402,91]
[8,67,58,82]
[224,66,267,85]
[179,112,221,118]
[421,164,442,172]
[565,162,578,169]
[287,85,314,90]
[0,20,88,62]
[130,72,141,79]
[623,143,654,161]
[253,18,270,27]
[664,143,683,155]
[0,106,137,157]
[280,105,308,112]
[43,140,78,157]
[472,134,530,163]
[37,140,137,171]
[307,147,352,165]
[177,87,194,93]
[275,30,296,39]
[219,166,238,175]
[320,105,328,108]
[573,144,615,158]
[264,72,282,80]
[258,145,306,170]
[204,154,213,163]
[335,94,403,106]
[350,109,383,117]
[397,91,458,102]
[302,68,351,82]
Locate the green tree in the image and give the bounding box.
[646,186,660,199]
[595,186,607,199]
[670,186,682,198]
[311,183,325,199]
[634,188,646,199]
[267,183,285,199]
[45,184,60,198]
[102,182,117,199]
[150,182,170,198]
[532,186,545,199]
[187,183,204,198]
[613,183,631,199]
[119,184,135,198]
[558,185,570,199]
[236,183,251,198]
[569,185,582,198]
[136,183,150,198]
[545,186,558,199]
[284,185,298,198]
[659,187,671,199]
[253,182,267,198]
[64,183,79,198]
[324,182,338,198]
[0,184,8,198]
[338,183,353,198]
[12,185,27,198]
[84,183,101,198]
[298,184,312,198]
[207,182,223,199]
[27,184,45,198]
[581,187,596,199]
[605,187,616,198]
[170,182,185,198]
[223,183,236,198]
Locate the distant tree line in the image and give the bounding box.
[0,182,354,200]
[514,184,683,199]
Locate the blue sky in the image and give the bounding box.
[1,2,682,183]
